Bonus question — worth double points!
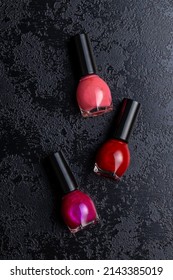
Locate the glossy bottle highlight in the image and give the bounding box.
[94,98,141,180]
[73,33,113,117]
[49,151,98,233]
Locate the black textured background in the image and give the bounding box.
[0,0,173,260]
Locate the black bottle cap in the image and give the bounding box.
[48,151,77,195]
[113,98,141,142]
[73,33,97,77]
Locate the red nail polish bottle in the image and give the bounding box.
[49,151,98,233]
[73,33,113,117]
[94,98,141,180]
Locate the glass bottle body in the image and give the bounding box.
[76,74,113,117]
[94,139,130,180]
[61,190,98,233]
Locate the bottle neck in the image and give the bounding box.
[62,189,78,198]
[112,136,129,144]
[79,74,97,81]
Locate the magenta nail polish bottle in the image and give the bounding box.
[73,33,113,117]
[49,151,98,233]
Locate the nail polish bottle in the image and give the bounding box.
[73,33,113,117]
[48,151,98,233]
[94,98,141,180]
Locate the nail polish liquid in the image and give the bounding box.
[61,190,98,233]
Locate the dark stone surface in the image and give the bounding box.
[0,0,173,260]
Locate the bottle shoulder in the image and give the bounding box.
[101,139,130,152]
[78,74,109,88]
[62,190,90,203]
[79,74,100,82]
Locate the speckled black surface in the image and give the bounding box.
[0,0,173,260]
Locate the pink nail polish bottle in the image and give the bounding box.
[49,151,99,233]
[73,33,113,117]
